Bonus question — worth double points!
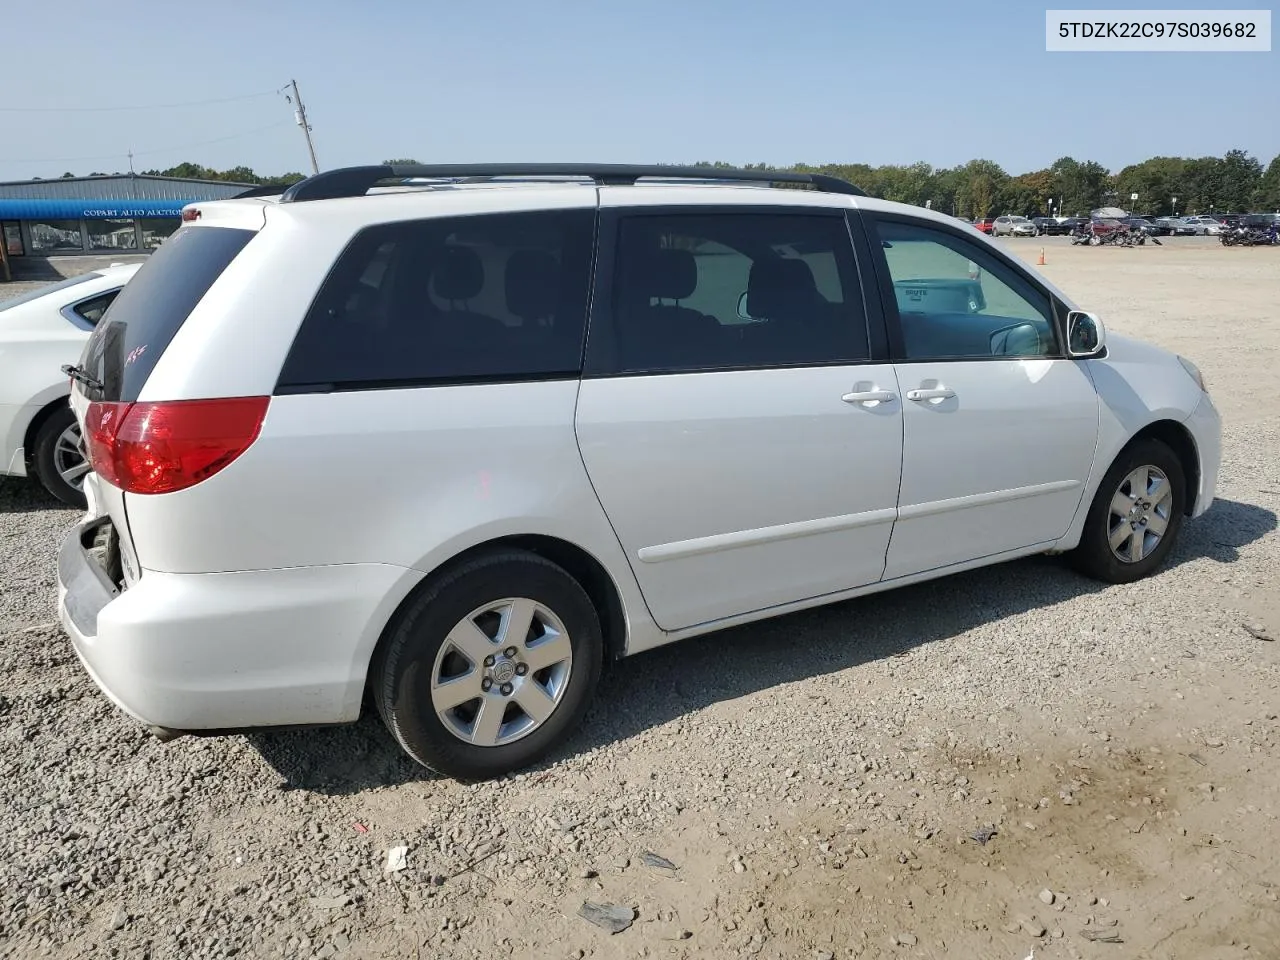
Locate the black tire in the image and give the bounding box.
[372,549,603,781]
[1068,439,1186,584]
[31,404,88,509]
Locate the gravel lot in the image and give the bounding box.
[2,237,1278,960]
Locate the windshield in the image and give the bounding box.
[0,272,101,313]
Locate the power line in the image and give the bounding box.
[0,90,280,114]
[1,120,296,165]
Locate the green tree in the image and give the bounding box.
[873,162,935,207]
[1051,157,1109,216]
[1217,148,1263,211]
[997,169,1054,216]
[947,159,1007,219]
[1257,154,1280,210]
[1182,157,1225,213]
[1113,156,1187,216]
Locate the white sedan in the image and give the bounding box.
[1181,216,1223,236]
[0,263,141,505]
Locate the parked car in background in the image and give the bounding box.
[1181,216,1222,236]
[992,215,1037,237]
[55,162,1220,781]
[1125,217,1161,236]
[973,218,995,234]
[1047,216,1087,236]
[1159,218,1198,236]
[1,263,141,506]
[1089,217,1128,238]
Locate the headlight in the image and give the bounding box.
[1178,355,1208,394]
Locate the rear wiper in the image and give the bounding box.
[61,364,104,391]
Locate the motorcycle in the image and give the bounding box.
[1220,222,1279,246]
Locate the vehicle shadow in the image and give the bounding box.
[248,496,1275,795]
[0,477,75,516]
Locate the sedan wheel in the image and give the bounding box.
[32,405,89,509]
[373,549,603,780]
[54,424,90,490]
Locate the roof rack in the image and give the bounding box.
[277,163,866,203]
[233,183,294,199]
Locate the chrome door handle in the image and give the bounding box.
[906,387,957,402]
[842,390,897,405]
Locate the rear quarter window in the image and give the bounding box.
[78,225,256,402]
[276,208,596,391]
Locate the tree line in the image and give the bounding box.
[54,163,307,187]
[49,150,1280,218]
[695,150,1280,218]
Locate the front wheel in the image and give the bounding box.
[372,549,603,781]
[1068,439,1186,584]
[31,405,89,509]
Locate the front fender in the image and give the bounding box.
[1053,336,1207,550]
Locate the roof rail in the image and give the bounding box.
[277,163,866,203]
[233,183,293,199]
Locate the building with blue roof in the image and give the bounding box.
[0,173,253,266]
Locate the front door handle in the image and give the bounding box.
[906,387,957,402]
[842,390,897,405]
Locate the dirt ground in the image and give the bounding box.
[1,236,1278,960]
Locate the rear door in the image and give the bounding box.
[575,199,903,632]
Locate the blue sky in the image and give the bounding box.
[2,0,1276,182]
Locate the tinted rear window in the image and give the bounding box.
[78,226,255,401]
[276,209,595,391]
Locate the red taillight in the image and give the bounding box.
[83,397,269,495]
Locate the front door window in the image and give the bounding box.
[873,219,1059,360]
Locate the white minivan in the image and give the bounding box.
[57,164,1220,780]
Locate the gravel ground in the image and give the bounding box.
[1,238,1278,960]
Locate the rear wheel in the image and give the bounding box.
[372,549,603,781]
[1069,439,1186,584]
[31,405,89,509]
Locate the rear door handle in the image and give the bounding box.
[842,390,897,405]
[906,388,957,402]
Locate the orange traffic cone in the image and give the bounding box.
[1037,247,1046,266]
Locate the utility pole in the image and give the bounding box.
[290,78,320,175]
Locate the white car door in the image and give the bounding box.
[861,213,1100,580]
[575,202,903,632]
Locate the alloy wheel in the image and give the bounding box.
[53,423,91,490]
[1107,464,1173,563]
[430,597,574,746]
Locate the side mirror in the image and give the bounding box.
[1066,310,1106,357]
